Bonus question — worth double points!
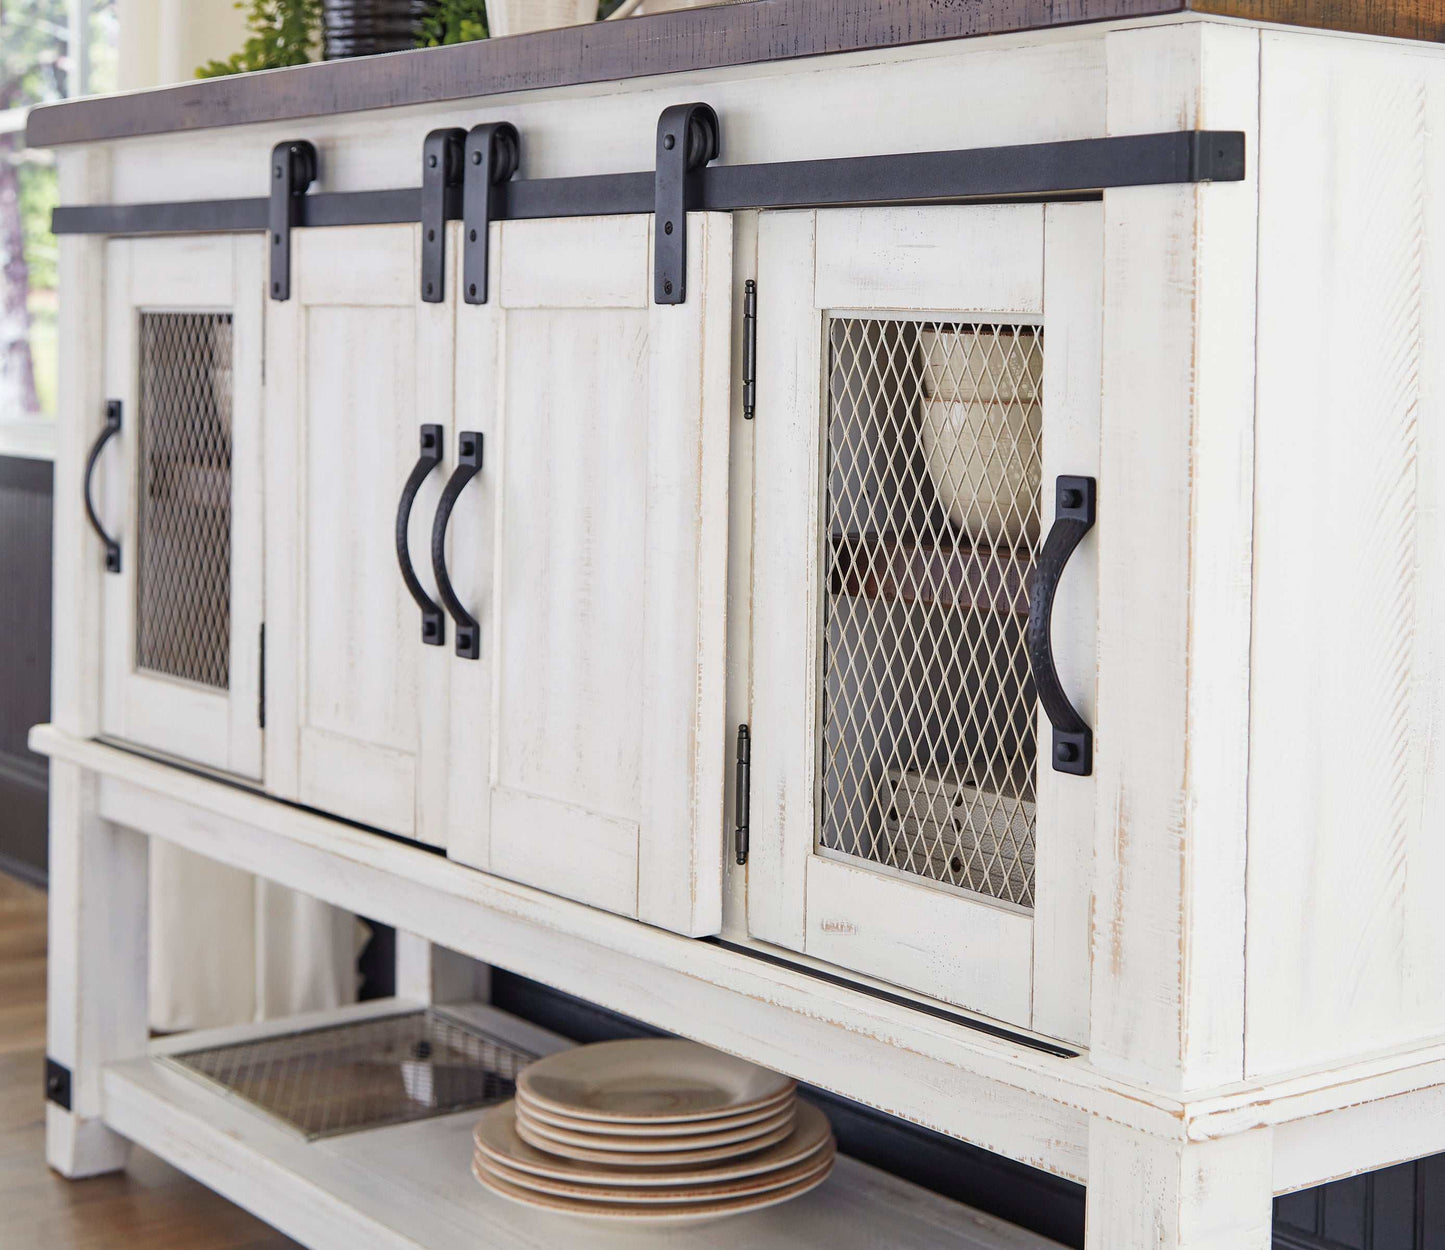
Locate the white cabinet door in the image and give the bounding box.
[264,224,455,844]
[99,235,265,779]
[446,214,732,937]
[748,205,1101,1040]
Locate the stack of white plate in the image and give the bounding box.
[472,1039,835,1227]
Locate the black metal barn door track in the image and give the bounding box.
[51,108,1246,310]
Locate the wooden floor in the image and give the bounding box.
[0,871,299,1248]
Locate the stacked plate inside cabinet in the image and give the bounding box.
[471,1039,835,1227]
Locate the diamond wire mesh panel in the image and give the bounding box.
[820,317,1043,908]
[166,1010,537,1141]
[134,311,234,690]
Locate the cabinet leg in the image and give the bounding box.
[1085,1118,1274,1250]
[394,932,490,1006]
[45,762,149,1178]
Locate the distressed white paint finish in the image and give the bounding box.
[805,856,1034,1024]
[1085,1118,1273,1250]
[36,727,1109,1179]
[1031,202,1104,1047]
[47,19,1445,1232]
[103,1036,1063,1250]
[265,223,454,844]
[719,208,760,942]
[99,234,265,780]
[99,34,1108,205]
[1272,1082,1445,1196]
[449,213,731,937]
[813,206,1045,315]
[1245,32,1445,1078]
[43,722,1445,1195]
[45,760,149,1177]
[1091,21,1260,1093]
[51,148,111,741]
[746,208,818,954]
[749,203,1097,1035]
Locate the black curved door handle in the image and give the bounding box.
[431,431,483,660]
[84,400,123,574]
[1027,476,1097,776]
[396,424,446,646]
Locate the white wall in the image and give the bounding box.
[118,0,251,90]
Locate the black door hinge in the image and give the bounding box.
[421,128,466,304]
[654,103,720,306]
[268,140,317,302]
[734,724,751,866]
[258,623,266,730]
[742,279,757,420]
[463,122,520,305]
[45,1058,72,1110]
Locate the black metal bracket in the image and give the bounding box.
[463,122,520,305]
[742,279,757,420]
[1027,476,1097,777]
[54,131,1246,242]
[269,139,317,301]
[83,399,122,574]
[45,1058,72,1110]
[421,128,465,304]
[734,724,751,866]
[432,430,484,661]
[654,103,720,305]
[396,424,447,646]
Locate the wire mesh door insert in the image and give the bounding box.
[134,311,234,690]
[166,1009,537,1140]
[820,317,1043,909]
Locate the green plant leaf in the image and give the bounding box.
[196,0,321,77]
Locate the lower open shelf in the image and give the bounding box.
[100,1000,1063,1250]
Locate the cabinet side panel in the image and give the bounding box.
[1247,32,1445,1077]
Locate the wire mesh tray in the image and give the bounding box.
[162,1009,536,1141]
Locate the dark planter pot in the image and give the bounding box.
[322,0,433,59]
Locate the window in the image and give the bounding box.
[0,0,117,449]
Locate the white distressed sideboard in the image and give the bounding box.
[25,1,1445,1245]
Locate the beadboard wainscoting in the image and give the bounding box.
[0,454,52,885]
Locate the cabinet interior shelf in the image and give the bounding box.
[829,534,1033,615]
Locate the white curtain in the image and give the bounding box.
[149,842,362,1032]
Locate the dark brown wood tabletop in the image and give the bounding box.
[24,0,1445,149]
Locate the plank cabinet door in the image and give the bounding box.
[99,235,265,779]
[748,206,1101,1040]
[264,224,455,845]
[446,214,732,937]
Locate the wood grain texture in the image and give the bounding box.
[101,1036,1064,1250]
[1192,0,1445,41]
[747,201,1096,1035]
[1245,32,1445,1078]
[45,760,149,1177]
[459,212,731,938]
[1090,20,1259,1095]
[266,223,453,845]
[24,0,1181,148]
[0,873,300,1249]
[1085,1118,1274,1250]
[25,0,1445,150]
[98,235,266,782]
